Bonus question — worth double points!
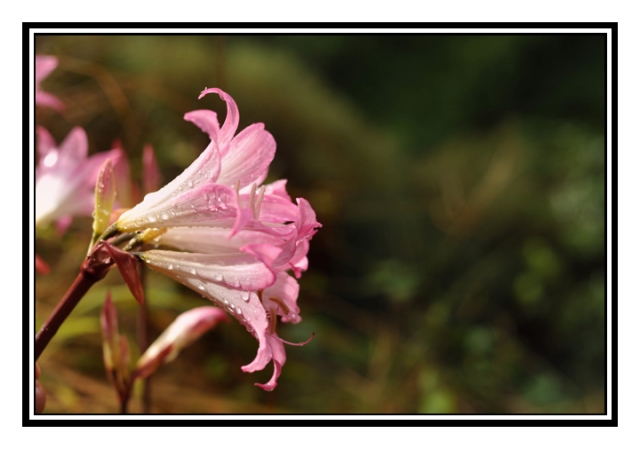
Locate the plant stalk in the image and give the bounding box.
[35,244,114,360]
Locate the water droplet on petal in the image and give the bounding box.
[241,291,250,302]
[161,213,169,220]
[189,268,197,275]
[167,264,174,270]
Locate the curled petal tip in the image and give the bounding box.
[254,381,277,392]
[198,87,224,100]
[254,361,282,392]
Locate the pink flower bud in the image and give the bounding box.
[92,159,116,238]
[142,144,162,194]
[135,307,228,379]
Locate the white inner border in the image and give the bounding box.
[28,27,614,421]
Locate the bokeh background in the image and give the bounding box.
[34,33,606,414]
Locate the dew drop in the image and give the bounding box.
[241,291,250,302]
[149,215,157,223]
[213,274,223,282]
[167,264,174,270]
[189,267,197,275]
[223,299,229,305]
[161,213,169,220]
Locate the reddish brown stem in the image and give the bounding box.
[35,243,114,361]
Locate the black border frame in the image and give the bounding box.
[24,22,618,427]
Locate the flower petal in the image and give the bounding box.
[117,183,237,231]
[141,249,277,291]
[198,88,239,154]
[184,109,220,142]
[59,127,88,162]
[35,56,64,111]
[158,227,284,253]
[262,271,301,324]
[289,239,310,279]
[295,197,322,241]
[35,91,65,111]
[36,127,56,159]
[254,335,285,391]
[217,124,276,189]
[35,56,58,84]
[254,192,300,224]
[117,141,221,229]
[264,179,292,200]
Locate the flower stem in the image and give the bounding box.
[35,271,96,360]
[120,394,131,414]
[35,243,114,360]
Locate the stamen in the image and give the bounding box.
[255,185,266,218]
[277,333,315,347]
[249,183,257,218]
[234,179,241,200]
[268,296,290,316]
[268,309,278,334]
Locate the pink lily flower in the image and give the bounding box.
[116,87,321,390]
[35,126,121,230]
[35,56,64,111]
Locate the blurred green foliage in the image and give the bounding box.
[35,33,605,414]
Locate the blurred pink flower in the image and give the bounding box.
[35,126,121,230]
[35,56,64,111]
[142,144,162,194]
[110,142,162,222]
